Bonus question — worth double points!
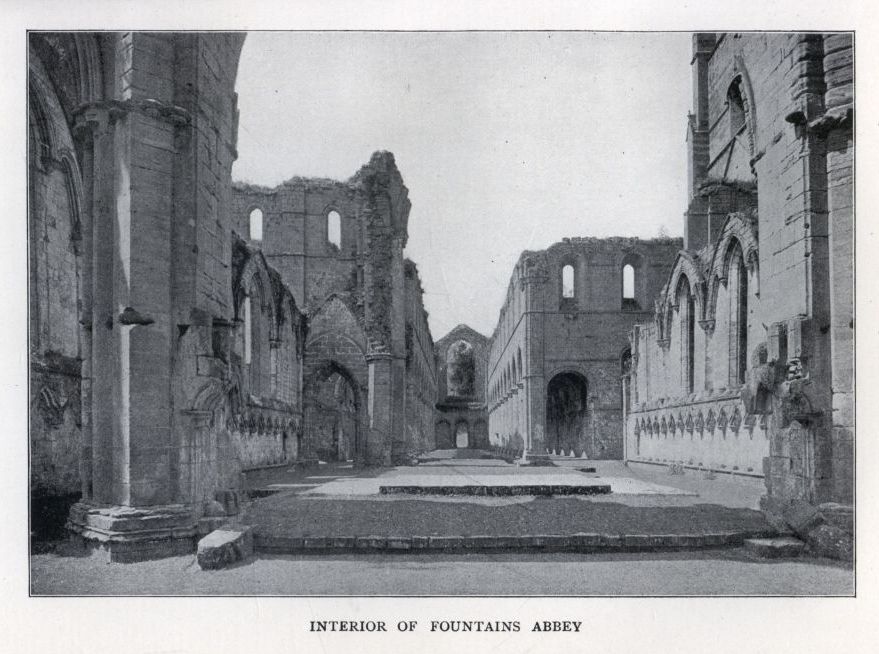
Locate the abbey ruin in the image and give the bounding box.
[29,32,853,561]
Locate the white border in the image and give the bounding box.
[3,2,877,652]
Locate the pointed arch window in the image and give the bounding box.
[243,296,253,365]
[327,210,341,248]
[249,208,263,241]
[728,242,749,386]
[677,277,695,394]
[561,264,575,299]
[623,264,635,300]
[517,347,523,383]
[728,78,746,138]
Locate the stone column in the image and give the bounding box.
[522,270,548,463]
[822,34,854,505]
[366,352,394,465]
[66,32,246,562]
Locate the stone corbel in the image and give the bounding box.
[73,99,192,133]
[808,106,853,138]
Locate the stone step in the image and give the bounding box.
[378,484,612,496]
[744,536,806,559]
[197,526,254,570]
[255,528,777,554]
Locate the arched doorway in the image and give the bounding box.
[304,362,360,462]
[435,420,452,449]
[455,420,470,448]
[473,419,488,449]
[546,371,588,454]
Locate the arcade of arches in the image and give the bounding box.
[28,31,853,561]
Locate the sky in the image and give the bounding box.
[232,31,693,339]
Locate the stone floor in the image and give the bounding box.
[236,452,774,546]
[30,549,853,596]
[29,452,851,596]
[244,451,763,509]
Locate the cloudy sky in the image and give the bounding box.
[233,31,693,339]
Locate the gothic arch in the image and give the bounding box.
[729,58,758,159]
[707,212,759,319]
[665,251,707,322]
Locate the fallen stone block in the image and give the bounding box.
[805,524,853,562]
[782,499,823,534]
[197,516,228,536]
[744,537,805,558]
[196,526,253,570]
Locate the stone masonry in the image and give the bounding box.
[230,154,437,465]
[487,238,680,461]
[29,33,439,559]
[626,34,853,531]
[28,31,853,560]
[434,324,490,449]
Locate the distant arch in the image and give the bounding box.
[546,371,588,455]
[455,420,470,448]
[435,420,452,449]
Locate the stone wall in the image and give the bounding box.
[628,33,853,507]
[404,260,438,455]
[28,32,282,557]
[28,46,86,519]
[232,153,437,465]
[434,324,490,449]
[487,237,680,460]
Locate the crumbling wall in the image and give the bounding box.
[28,43,86,536]
[487,237,680,459]
[232,152,433,464]
[435,324,490,449]
[404,260,438,454]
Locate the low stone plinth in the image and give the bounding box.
[66,502,198,563]
[197,526,254,570]
[379,484,611,496]
[254,528,777,554]
[744,537,805,558]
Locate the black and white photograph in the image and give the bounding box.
[6,1,875,652]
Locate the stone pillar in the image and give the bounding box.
[522,272,548,462]
[68,97,197,561]
[822,34,854,505]
[366,352,394,465]
[66,32,246,562]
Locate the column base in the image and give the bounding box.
[67,502,198,563]
[520,451,555,466]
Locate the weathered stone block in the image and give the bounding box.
[782,499,823,534]
[196,526,253,570]
[744,537,805,558]
[197,516,228,536]
[805,524,853,562]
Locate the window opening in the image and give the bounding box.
[562,264,575,298]
[327,210,341,248]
